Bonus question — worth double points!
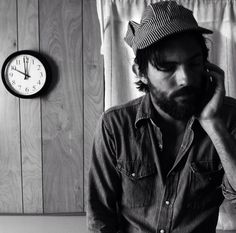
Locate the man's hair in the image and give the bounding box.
[134,31,209,92]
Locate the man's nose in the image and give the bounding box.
[175,65,192,86]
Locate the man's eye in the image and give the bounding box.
[189,60,203,67]
[190,62,201,66]
[157,63,176,71]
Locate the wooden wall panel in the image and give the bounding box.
[83,0,104,209]
[0,0,22,213]
[18,0,43,214]
[40,0,84,213]
[0,0,103,214]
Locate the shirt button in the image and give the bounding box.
[165,200,170,205]
[131,173,136,177]
[160,230,165,233]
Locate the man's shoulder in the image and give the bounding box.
[104,96,143,115]
[105,96,143,114]
[102,96,144,123]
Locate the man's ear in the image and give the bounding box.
[132,64,148,84]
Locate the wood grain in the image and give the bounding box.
[18,0,43,214]
[40,0,84,213]
[0,0,103,214]
[83,0,104,211]
[0,0,22,213]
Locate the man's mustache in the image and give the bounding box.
[170,86,200,98]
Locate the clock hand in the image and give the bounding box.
[23,57,27,79]
[12,67,30,78]
[25,57,29,77]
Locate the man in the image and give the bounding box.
[87,1,236,232]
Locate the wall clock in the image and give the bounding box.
[1,50,51,98]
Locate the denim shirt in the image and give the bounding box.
[87,93,236,233]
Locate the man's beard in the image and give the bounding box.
[149,84,203,120]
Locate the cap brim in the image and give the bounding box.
[198,26,213,34]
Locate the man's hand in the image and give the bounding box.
[197,63,236,191]
[199,62,225,122]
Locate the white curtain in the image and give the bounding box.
[97,0,236,109]
[96,0,236,230]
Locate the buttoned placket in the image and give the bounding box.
[156,172,180,233]
[152,117,195,233]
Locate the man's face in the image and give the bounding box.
[144,33,206,120]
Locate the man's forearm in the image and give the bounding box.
[200,117,236,191]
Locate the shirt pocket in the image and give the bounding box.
[187,161,224,209]
[116,160,157,208]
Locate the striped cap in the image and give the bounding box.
[124,1,213,54]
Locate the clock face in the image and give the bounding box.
[1,51,50,98]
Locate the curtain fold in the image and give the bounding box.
[96,0,236,230]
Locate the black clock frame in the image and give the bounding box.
[1,50,51,98]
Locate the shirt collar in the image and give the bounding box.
[135,93,156,128]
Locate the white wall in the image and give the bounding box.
[0,216,88,233]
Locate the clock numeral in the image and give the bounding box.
[11,65,16,70]
[32,59,35,65]
[25,87,29,93]
[40,72,43,77]
[16,59,21,65]
[37,80,41,85]
[37,65,41,70]
[9,72,13,77]
[18,85,22,90]
[32,85,36,90]
[11,80,16,85]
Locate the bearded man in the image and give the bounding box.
[87,1,236,233]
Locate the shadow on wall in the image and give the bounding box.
[40,52,59,97]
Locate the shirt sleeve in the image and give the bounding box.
[222,128,236,202]
[222,175,236,201]
[87,113,122,233]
